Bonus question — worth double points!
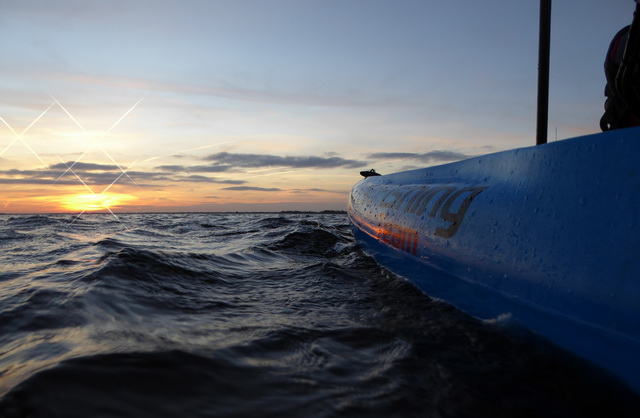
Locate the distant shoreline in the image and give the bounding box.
[0,210,348,216]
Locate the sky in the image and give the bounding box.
[0,0,634,213]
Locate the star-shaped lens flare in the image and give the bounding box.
[1,96,145,222]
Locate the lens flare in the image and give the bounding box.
[60,193,135,212]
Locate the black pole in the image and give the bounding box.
[536,0,552,145]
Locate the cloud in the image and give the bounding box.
[0,178,79,185]
[220,186,348,194]
[157,164,232,173]
[204,152,366,169]
[156,165,185,172]
[0,161,245,187]
[367,150,473,163]
[0,167,160,186]
[49,162,119,171]
[222,186,282,192]
[174,175,245,184]
[290,188,348,195]
[4,66,412,111]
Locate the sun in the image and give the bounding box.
[59,193,135,212]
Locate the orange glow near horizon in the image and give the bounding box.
[59,193,136,212]
[0,186,349,214]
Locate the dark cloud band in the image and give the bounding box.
[367,150,472,163]
[222,186,282,192]
[204,152,366,169]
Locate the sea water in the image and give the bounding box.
[0,213,638,417]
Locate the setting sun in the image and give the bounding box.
[60,193,136,212]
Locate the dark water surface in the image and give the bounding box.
[0,213,638,417]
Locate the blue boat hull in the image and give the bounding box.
[348,128,640,393]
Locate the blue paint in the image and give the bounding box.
[348,127,640,393]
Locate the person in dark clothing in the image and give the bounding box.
[601,1,640,131]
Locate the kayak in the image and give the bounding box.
[348,127,640,393]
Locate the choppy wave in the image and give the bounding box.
[0,213,639,417]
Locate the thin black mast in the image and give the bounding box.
[536,0,552,145]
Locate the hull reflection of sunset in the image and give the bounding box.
[60,193,136,212]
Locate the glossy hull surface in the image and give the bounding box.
[348,128,640,392]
